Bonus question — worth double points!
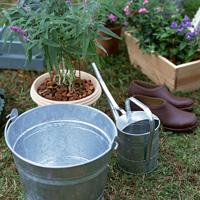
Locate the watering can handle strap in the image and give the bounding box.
[4,108,18,135]
[125,97,154,123]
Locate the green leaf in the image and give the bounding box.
[27,48,33,63]
[82,30,90,57]
[2,10,12,24]
[96,34,111,41]
[98,25,121,40]
[42,39,60,48]
[101,3,124,19]
[179,42,187,51]
[1,27,12,45]
[48,46,58,67]
[95,41,108,55]
[26,40,38,51]
[52,20,70,25]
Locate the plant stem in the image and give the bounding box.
[84,0,87,12]
[78,57,81,79]
[62,56,65,84]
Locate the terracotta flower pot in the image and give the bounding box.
[96,26,121,56]
[30,71,102,106]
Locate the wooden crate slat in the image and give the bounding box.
[125,32,176,91]
[125,31,200,92]
[176,61,200,91]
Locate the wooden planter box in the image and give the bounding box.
[124,31,200,92]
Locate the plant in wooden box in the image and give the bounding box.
[1,0,120,106]
[96,0,132,55]
[125,0,200,92]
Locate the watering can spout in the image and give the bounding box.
[92,62,126,121]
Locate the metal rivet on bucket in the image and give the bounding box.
[4,104,117,200]
[92,63,160,175]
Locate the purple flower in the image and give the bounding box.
[9,26,28,42]
[9,25,26,35]
[186,31,195,40]
[177,27,184,33]
[185,21,192,27]
[138,8,148,13]
[107,13,118,23]
[181,21,192,28]
[170,21,178,29]
[123,5,131,16]
[183,15,190,22]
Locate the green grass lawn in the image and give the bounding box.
[0,45,200,200]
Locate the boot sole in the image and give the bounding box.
[163,122,198,132]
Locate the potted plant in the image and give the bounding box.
[96,0,132,55]
[1,0,120,106]
[125,0,200,92]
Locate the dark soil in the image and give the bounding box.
[168,54,200,65]
[37,78,95,101]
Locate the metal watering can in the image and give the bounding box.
[92,63,160,175]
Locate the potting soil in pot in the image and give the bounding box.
[37,78,95,102]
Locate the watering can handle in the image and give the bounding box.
[125,97,155,166]
[4,108,18,136]
[92,62,126,120]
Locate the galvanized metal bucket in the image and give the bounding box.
[92,63,160,175]
[4,104,117,200]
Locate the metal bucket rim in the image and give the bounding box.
[116,112,160,136]
[5,104,118,169]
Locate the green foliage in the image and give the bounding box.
[183,0,200,18]
[96,0,129,27]
[0,0,121,88]
[128,0,200,65]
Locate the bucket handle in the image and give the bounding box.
[92,62,126,121]
[4,108,18,135]
[125,97,155,167]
